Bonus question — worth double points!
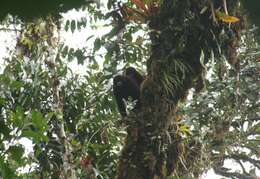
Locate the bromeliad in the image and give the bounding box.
[123,0,160,22]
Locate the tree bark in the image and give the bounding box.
[116,0,242,178]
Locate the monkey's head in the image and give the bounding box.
[124,67,144,86]
[113,75,125,88]
[124,67,138,77]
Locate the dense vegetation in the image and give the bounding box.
[0,0,259,178]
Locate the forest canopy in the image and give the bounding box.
[0,0,259,179]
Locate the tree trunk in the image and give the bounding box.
[116,0,241,178]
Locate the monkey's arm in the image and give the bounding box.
[114,92,127,117]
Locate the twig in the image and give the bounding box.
[223,0,228,15]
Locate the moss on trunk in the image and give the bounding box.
[116,0,242,178]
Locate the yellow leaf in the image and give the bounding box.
[180,125,191,135]
[216,11,240,23]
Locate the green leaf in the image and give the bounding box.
[104,51,113,64]
[62,45,69,58]
[59,66,68,76]
[0,74,10,85]
[10,80,24,89]
[68,48,75,61]
[31,110,48,132]
[77,21,81,30]
[124,33,133,42]
[74,49,85,64]
[65,20,70,32]
[21,130,41,143]
[71,20,76,33]
[82,19,87,28]
[0,120,11,138]
[0,156,15,179]
[8,145,25,164]
[11,107,25,128]
[0,97,6,105]
[94,38,101,52]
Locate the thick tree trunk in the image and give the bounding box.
[116,0,241,178]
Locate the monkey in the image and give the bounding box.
[113,67,144,117]
[113,75,140,117]
[124,67,144,87]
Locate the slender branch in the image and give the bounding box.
[214,167,254,179]
[246,122,260,136]
[237,160,247,174]
[231,117,260,128]
[224,154,260,169]
[223,0,228,15]
[209,0,217,23]
[242,144,260,156]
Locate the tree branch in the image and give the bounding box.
[214,167,255,179]
[224,154,260,170]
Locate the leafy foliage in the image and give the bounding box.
[0,9,124,178]
[0,0,92,20]
[181,35,260,177]
[0,0,259,179]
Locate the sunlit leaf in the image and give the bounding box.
[0,156,15,179]
[216,11,240,23]
[10,80,24,89]
[32,110,48,132]
[21,130,42,143]
[11,107,25,128]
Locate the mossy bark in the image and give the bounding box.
[116,0,241,178]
